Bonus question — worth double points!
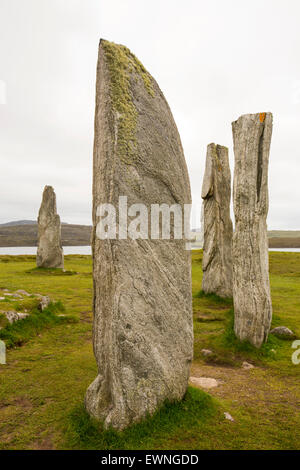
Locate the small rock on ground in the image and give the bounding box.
[189,376,219,389]
[242,361,254,370]
[201,349,213,357]
[1,311,29,324]
[38,296,51,311]
[16,290,30,297]
[270,326,296,339]
[224,412,234,421]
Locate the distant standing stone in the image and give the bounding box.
[85,40,193,430]
[201,143,233,298]
[37,186,64,269]
[232,113,273,348]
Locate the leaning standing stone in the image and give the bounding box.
[36,186,64,269]
[232,113,273,348]
[201,143,233,298]
[85,40,193,430]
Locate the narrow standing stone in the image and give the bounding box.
[85,40,193,430]
[36,186,64,268]
[232,112,273,348]
[201,143,233,298]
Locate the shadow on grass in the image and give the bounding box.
[64,387,217,450]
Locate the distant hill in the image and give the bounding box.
[191,230,300,249]
[268,230,300,238]
[0,220,69,227]
[0,220,37,227]
[0,223,91,247]
[0,223,299,248]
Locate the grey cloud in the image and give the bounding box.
[1,0,299,228]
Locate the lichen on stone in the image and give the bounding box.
[101,40,154,164]
[259,112,266,123]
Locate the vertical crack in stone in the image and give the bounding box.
[257,122,265,202]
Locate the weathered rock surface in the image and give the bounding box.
[232,113,273,348]
[38,296,51,311]
[270,326,296,339]
[85,40,193,430]
[201,143,233,298]
[37,186,64,269]
[1,311,29,324]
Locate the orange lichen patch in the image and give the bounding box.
[259,112,266,123]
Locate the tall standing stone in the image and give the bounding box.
[232,112,273,348]
[37,186,64,269]
[201,143,233,298]
[85,40,193,430]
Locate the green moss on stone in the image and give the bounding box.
[101,40,154,164]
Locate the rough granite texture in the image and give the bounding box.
[232,112,273,348]
[36,186,64,269]
[201,143,233,298]
[85,40,193,430]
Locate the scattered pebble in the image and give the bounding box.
[224,412,234,422]
[242,361,254,370]
[201,349,213,357]
[16,290,30,297]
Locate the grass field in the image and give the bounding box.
[0,251,299,450]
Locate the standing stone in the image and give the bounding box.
[85,40,193,430]
[201,143,233,298]
[198,202,204,249]
[37,186,64,268]
[232,113,273,348]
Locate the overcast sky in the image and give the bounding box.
[0,0,299,228]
